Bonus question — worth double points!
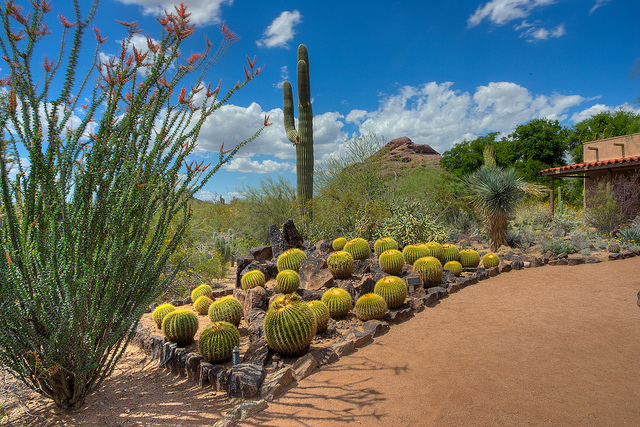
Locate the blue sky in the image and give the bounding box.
[6,0,640,201]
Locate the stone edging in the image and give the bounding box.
[131,249,640,426]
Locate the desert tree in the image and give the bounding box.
[0,0,267,410]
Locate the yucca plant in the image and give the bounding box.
[0,1,265,411]
[464,147,544,251]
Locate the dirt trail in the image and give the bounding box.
[248,258,640,426]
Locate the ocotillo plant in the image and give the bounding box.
[283,44,314,217]
[0,1,266,411]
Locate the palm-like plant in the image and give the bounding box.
[465,147,544,251]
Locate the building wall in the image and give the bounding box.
[583,133,640,162]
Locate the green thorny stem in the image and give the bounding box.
[0,0,269,410]
[283,44,313,219]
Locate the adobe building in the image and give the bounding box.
[539,132,640,218]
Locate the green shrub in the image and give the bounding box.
[540,236,576,255]
[584,182,626,234]
[376,201,448,246]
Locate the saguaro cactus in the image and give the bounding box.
[283,44,314,215]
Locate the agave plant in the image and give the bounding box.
[464,147,544,251]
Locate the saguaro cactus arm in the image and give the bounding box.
[283,81,298,144]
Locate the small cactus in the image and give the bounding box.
[424,242,444,261]
[414,256,443,287]
[275,269,301,294]
[307,300,330,333]
[343,237,371,260]
[355,293,388,321]
[241,269,266,290]
[191,284,213,302]
[327,251,355,279]
[402,244,430,266]
[161,308,199,346]
[277,248,307,272]
[442,244,460,262]
[264,293,317,357]
[378,249,405,275]
[332,237,347,251]
[193,296,213,315]
[198,321,240,363]
[459,249,480,268]
[321,287,352,318]
[607,242,621,253]
[208,296,243,326]
[152,303,175,329]
[374,276,407,309]
[374,237,398,256]
[444,260,463,277]
[482,253,500,268]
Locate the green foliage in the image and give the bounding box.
[482,253,500,268]
[0,2,264,410]
[617,227,640,246]
[583,182,626,234]
[413,256,443,287]
[374,237,398,256]
[355,293,388,321]
[152,304,176,329]
[277,248,307,272]
[275,270,301,294]
[321,288,353,319]
[540,236,576,255]
[161,309,199,346]
[326,251,355,279]
[194,296,213,315]
[568,110,640,163]
[378,249,405,275]
[191,284,213,302]
[307,300,330,333]
[374,276,407,309]
[402,244,430,266]
[441,132,500,176]
[241,270,266,290]
[198,321,240,363]
[378,201,449,246]
[343,237,371,260]
[444,260,463,277]
[459,249,480,267]
[264,293,316,357]
[208,296,243,326]
[283,44,314,215]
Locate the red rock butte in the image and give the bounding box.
[372,136,442,170]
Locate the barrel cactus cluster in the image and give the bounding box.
[355,293,388,321]
[332,237,347,251]
[275,269,301,294]
[241,269,266,290]
[373,276,407,309]
[161,308,199,346]
[402,244,430,266]
[152,303,176,329]
[327,251,355,278]
[442,244,460,262]
[424,242,444,261]
[378,249,405,275]
[482,253,500,268]
[191,284,213,302]
[193,296,213,315]
[413,256,443,287]
[343,237,371,260]
[277,248,307,272]
[198,321,240,363]
[321,287,353,318]
[208,296,243,326]
[374,237,398,256]
[459,249,480,268]
[307,300,330,333]
[264,293,317,357]
[444,260,463,277]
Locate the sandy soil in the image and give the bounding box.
[2,256,639,426]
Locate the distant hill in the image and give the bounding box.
[368,136,442,174]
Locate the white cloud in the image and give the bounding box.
[468,0,556,27]
[115,0,232,26]
[224,157,294,173]
[274,66,289,89]
[590,0,612,14]
[256,10,302,48]
[570,103,640,123]
[515,21,565,40]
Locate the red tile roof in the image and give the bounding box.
[539,155,640,175]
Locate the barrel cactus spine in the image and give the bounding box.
[307,300,330,333]
[283,44,314,215]
[161,308,199,346]
[264,293,317,357]
[378,249,405,275]
[241,269,266,290]
[326,251,355,279]
[193,296,213,315]
[332,237,347,251]
[276,269,301,294]
[198,321,240,363]
[402,244,430,266]
[191,284,213,302]
[607,242,621,253]
[374,237,398,256]
[152,303,176,329]
[425,242,444,261]
[374,276,407,309]
[482,253,500,268]
[208,296,244,326]
[413,256,443,287]
[442,243,460,262]
[321,287,352,318]
[355,293,388,321]
[343,237,371,260]
[277,248,307,272]
[444,260,463,277]
[459,249,481,268]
